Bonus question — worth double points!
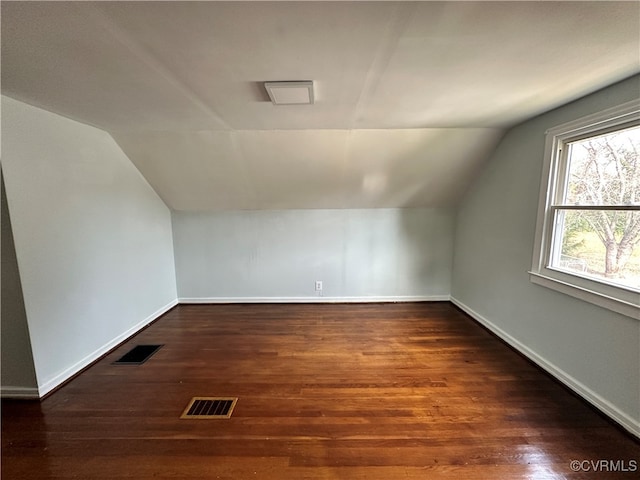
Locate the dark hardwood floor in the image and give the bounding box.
[2,302,638,479]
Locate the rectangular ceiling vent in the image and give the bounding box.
[264,80,314,105]
[180,397,238,419]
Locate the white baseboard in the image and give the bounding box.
[450,296,640,439]
[179,295,450,304]
[0,386,40,399]
[37,299,178,398]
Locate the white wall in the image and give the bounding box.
[451,75,640,437]
[1,172,38,397]
[174,208,453,302]
[1,96,178,396]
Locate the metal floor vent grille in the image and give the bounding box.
[113,344,163,365]
[180,397,238,419]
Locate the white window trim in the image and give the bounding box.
[530,99,640,320]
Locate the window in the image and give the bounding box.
[530,100,640,319]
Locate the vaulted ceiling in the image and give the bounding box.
[2,1,639,210]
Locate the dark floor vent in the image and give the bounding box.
[113,344,163,365]
[180,397,238,419]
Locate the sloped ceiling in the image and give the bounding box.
[2,1,639,210]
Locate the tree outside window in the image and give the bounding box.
[554,125,640,290]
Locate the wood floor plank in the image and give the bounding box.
[2,302,638,479]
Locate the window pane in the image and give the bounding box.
[552,209,640,291]
[564,125,640,206]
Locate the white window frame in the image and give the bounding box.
[530,99,640,319]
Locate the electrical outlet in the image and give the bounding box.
[315,280,323,291]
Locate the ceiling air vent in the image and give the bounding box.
[264,80,314,105]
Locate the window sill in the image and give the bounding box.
[529,271,639,320]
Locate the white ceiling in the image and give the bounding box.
[2,1,639,210]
